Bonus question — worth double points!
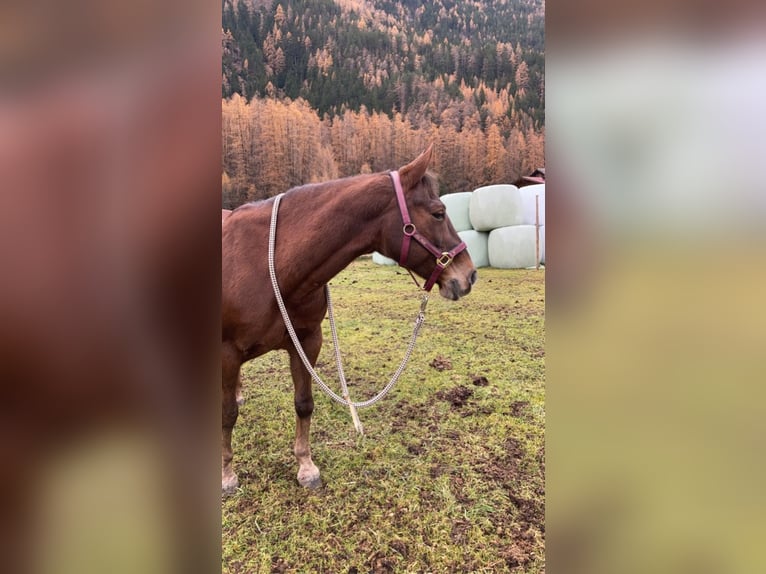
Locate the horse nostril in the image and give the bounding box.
[470,270,478,285]
[450,279,461,300]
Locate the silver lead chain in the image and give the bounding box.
[268,193,428,411]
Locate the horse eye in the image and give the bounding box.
[432,211,445,221]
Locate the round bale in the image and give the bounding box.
[440,192,473,232]
[457,230,489,268]
[372,251,397,266]
[519,184,545,226]
[488,225,539,269]
[469,184,523,231]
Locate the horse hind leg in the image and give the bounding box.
[288,328,323,489]
[222,343,241,495]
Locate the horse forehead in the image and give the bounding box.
[411,183,440,205]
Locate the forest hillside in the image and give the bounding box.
[222,0,545,206]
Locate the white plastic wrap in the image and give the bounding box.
[372,251,397,266]
[519,184,545,226]
[440,192,474,232]
[488,225,539,269]
[469,184,523,231]
[457,230,489,268]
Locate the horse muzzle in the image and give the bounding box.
[439,269,478,301]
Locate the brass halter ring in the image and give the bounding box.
[436,252,453,268]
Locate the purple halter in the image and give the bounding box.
[389,170,467,292]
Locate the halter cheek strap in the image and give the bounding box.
[390,171,467,292]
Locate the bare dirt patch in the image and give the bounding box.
[471,375,490,387]
[495,493,545,569]
[435,385,474,408]
[429,355,453,371]
[367,551,397,573]
[479,437,526,485]
[510,400,530,417]
[389,399,433,433]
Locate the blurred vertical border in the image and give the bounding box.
[547,1,766,573]
[0,0,221,573]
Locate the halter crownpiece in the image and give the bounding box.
[389,170,467,292]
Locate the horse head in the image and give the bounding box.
[381,145,478,300]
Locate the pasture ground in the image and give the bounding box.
[222,259,545,573]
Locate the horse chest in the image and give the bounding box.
[235,297,325,359]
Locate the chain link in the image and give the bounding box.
[268,193,428,409]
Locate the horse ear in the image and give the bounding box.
[398,144,434,190]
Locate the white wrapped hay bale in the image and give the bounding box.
[469,184,523,231]
[372,251,397,266]
[519,184,545,226]
[539,225,545,264]
[457,230,489,268]
[488,225,539,269]
[440,192,473,232]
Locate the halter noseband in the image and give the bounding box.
[390,170,467,292]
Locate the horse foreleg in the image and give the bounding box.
[288,328,322,489]
[221,342,241,495]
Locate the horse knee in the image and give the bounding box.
[294,396,314,419]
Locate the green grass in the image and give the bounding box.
[222,259,545,573]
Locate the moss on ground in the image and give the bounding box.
[222,259,545,573]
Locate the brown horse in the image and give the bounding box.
[221,146,477,493]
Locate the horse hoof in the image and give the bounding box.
[222,473,239,496]
[236,395,245,406]
[297,472,322,489]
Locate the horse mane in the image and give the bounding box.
[235,167,441,214]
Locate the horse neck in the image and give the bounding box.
[277,174,395,297]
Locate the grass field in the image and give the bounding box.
[222,259,545,573]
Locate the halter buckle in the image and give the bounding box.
[403,223,416,236]
[436,252,453,268]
